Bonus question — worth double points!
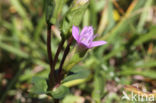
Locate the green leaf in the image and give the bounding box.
[45,0,55,23]
[82,9,90,26]
[134,26,156,46]
[103,46,125,61]
[51,85,69,99]
[10,0,33,31]
[134,60,156,68]
[137,0,153,33]
[50,0,68,24]
[62,95,82,103]
[62,67,90,83]
[34,16,46,41]
[92,74,104,103]
[95,0,106,12]
[61,2,88,37]
[120,69,156,79]
[30,77,48,94]
[90,0,97,28]
[103,0,115,34]
[101,0,146,42]
[0,42,28,58]
[63,48,83,72]
[62,79,86,87]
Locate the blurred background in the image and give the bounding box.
[0,0,156,103]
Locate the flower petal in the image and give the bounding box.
[90,41,107,48]
[80,26,93,35]
[72,26,79,41]
[80,26,89,36]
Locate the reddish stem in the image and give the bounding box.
[58,36,73,82]
[47,24,56,88]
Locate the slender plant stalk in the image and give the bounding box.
[53,39,65,68]
[52,39,65,82]
[58,36,73,82]
[47,23,56,88]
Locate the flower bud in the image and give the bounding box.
[63,46,86,72]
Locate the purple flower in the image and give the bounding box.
[72,26,107,49]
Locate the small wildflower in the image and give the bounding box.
[72,26,107,49]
